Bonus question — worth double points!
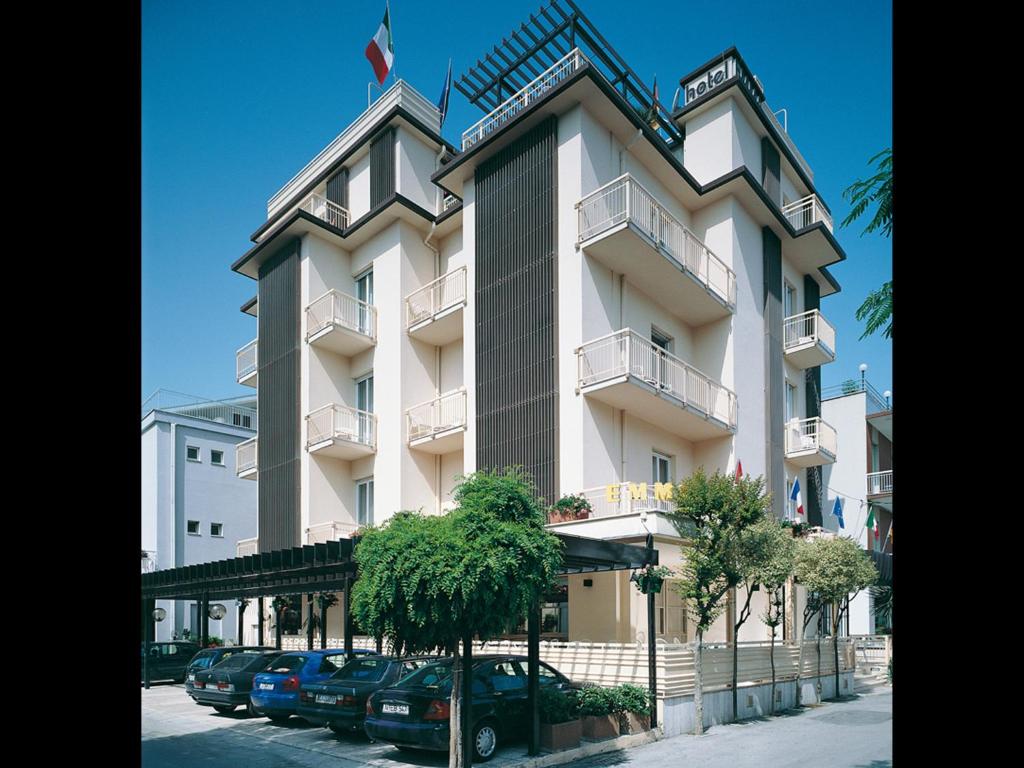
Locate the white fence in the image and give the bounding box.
[407,389,468,442]
[299,192,350,230]
[783,309,836,355]
[306,404,377,450]
[236,437,257,474]
[577,174,736,308]
[306,520,359,544]
[236,339,257,380]
[405,268,467,328]
[573,483,674,520]
[784,417,837,458]
[867,470,893,495]
[781,194,833,233]
[850,634,892,669]
[462,49,588,150]
[577,329,737,429]
[306,290,377,342]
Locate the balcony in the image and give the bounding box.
[783,310,836,369]
[306,404,377,460]
[781,194,833,233]
[544,484,681,539]
[576,329,737,440]
[236,437,257,480]
[236,538,258,557]
[405,268,467,345]
[306,290,376,356]
[867,470,892,508]
[784,417,837,467]
[577,174,735,325]
[306,520,359,544]
[299,192,350,231]
[462,48,589,151]
[236,339,258,387]
[407,389,467,454]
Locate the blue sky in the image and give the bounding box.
[142,0,892,404]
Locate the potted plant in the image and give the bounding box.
[577,685,619,739]
[539,687,582,751]
[612,684,652,733]
[547,494,593,523]
[630,565,672,594]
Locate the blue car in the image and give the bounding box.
[251,649,372,722]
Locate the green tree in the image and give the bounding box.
[351,467,562,768]
[841,148,892,340]
[751,522,797,714]
[794,536,878,698]
[666,470,769,734]
[870,584,893,631]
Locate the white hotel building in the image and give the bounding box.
[230,0,845,645]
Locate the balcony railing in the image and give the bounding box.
[781,194,833,233]
[462,48,589,150]
[442,193,460,212]
[577,329,738,429]
[306,404,377,450]
[867,470,893,496]
[784,417,837,458]
[306,290,377,342]
[236,339,257,381]
[760,101,814,182]
[236,437,257,475]
[298,192,350,230]
[821,379,890,413]
[236,538,258,557]
[783,310,836,354]
[577,174,736,308]
[407,389,467,442]
[405,268,467,329]
[306,520,359,544]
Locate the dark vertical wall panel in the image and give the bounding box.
[803,276,823,525]
[474,117,559,505]
[257,239,301,552]
[762,227,784,520]
[327,167,349,211]
[370,127,395,209]
[761,138,781,206]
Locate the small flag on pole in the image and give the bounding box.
[789,479,804,517]
[365,2,395,86]
[866,506,878,543]
[438,58,452,128]
[734,460,743,483]
[831,497,844,529]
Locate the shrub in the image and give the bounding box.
[576,685,615,716]
[542,614,559,632]
[611,684,650,715]
[206,635,224,647]
[538,686,578,724]
[552,494,593,520]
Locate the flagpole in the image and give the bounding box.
[388,0,397,85]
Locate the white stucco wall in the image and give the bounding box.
[347,153,371,221]
[396,126,439,213]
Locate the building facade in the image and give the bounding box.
[821,378,893,635]
[230,1,846,647]
[141,390,258,642]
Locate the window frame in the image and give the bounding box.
[186,445,201,462]
[210,522,224,538]
[356,477,374,527]
[210,449,225,466]
[187,520,201,536]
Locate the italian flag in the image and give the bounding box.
[866,507,879,542]
[365,2,394,86]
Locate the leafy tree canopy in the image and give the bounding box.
[793,535,878,605]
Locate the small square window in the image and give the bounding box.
[186,446,200,462]
[211,450,224,466]
[187,520,201,535]
[211,523,224,537]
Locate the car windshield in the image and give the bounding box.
[263,655,307,674]
[188,651,218,669]
[396,661,454,691]
[216,653,262,670]
[331,658,390,682]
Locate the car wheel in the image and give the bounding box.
[246,701,258,717]
[268,714,291,723]
[472,721,499,762]
[212,705,237,714]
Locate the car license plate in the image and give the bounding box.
[259,683,275,691]
[382,703,409,715]
[315,694,337,705]
[188,674,195,682]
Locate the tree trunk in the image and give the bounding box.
[732,632,738,721]
[795,626,805,707]
[769,627,776,715]
[693,628,704,735]
[449,641,463,768]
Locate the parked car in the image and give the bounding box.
[193,650,286,715]
[298,655,441,734]
[141,642,201,683]
[365,655,575,761]
[250,649,373,722]
[185,646,274,699]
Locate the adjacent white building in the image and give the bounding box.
[141,390,258,642]
[230,2,848,646]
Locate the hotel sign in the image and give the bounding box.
[683,56,761,106]
[605,482,675,502]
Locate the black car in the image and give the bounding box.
[193,650,286,715]
[365,655,575,761]
[298,655,441,734]
[185,646,275,699]
[141,642,201,683]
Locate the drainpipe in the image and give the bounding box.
[619,128,644,176]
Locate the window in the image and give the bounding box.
[232,413,252,428]
[785,381,797,424]
[651,327,672,352]
[785,479,796,521]
[488,660,527,692]
[186,446,200,462]
[652,452,671,484]
[870,430,880,473]
[356,270,374,335]
[657,581,687,640]
[211,449,224,466]
[187,520,201,535]
[784,280,796,319]
[537,663,560,686]
[210,523,223,537]
[357,478,374,527]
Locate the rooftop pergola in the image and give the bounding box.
[140,531,660,759]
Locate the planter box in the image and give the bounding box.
[540,719,582,751]
[618,711,651,734]
[581,714,620,740]
[547,510,566,524]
